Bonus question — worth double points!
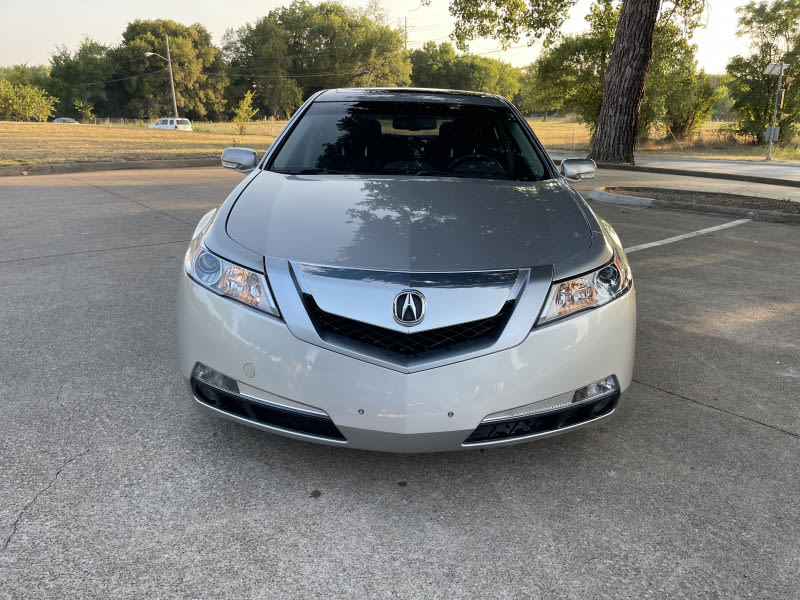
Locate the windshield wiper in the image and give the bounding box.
[412,169,463,177]
[280,168,354,175]
[380,168,465,177]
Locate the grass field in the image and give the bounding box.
[528,117,800,161]
[1,118,798,167]
[0,120,286,167]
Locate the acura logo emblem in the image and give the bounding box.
[393,290,426,326]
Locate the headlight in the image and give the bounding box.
[536,249,631,326]
[184,232,280,317]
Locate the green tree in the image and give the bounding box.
[279,1,410,91]
[448,0,574,46]
[225,1,410,118]
[0,64,50,89]
[524,36,604,123]
[736,0,800,55]
[663,70,716,138]
[109,20,227,120]
[47,38,113,119]
[642,22,717,138]
[409,42,460,89]
[446,0,706,163]
[409,42,522,98]
[726,0,800,142]
[513,68,549,116]
[0,78,15,119]
[710,77,735,121]
[524,1,713,139]
[233,89,259,134]
[223,15,303,118]
[522,0,616,122]
[521,3,612,125]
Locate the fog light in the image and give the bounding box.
[192,363,240,394]
[573,375,619,403]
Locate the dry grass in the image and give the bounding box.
[0,121,287,167]
[2,118,798,167]
[526,119,593,152]
[530,117,800,162]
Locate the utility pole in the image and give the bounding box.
[765,62,789,161]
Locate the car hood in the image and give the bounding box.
[225,171,595,272]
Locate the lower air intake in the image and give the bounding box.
[463,393,619,445]
[191,378,346,441]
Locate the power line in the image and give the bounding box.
[202,68,370,80]
[72,69,170,87]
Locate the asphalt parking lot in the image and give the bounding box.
[1,167,798,599]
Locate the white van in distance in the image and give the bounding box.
[149,118,192,131]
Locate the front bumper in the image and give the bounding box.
[177,274,636,452]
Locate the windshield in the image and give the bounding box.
[269,100,549,181]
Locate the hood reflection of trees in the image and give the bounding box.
[338,178,579,272]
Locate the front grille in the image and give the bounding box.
[303,293,515,357]
[463,392,619,445]
[191,378,346,441]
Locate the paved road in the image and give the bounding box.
[1,168,798,598]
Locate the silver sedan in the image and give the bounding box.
[177,88,636,452]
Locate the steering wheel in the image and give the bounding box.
[447,154,507,174]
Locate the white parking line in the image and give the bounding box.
[624,219,752,254]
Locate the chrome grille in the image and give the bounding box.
[303,293,515,357]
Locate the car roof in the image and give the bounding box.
[312,87,509,107]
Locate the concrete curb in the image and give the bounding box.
[0,157,219,178]
[594,162,800,189]
[588,188,653,208]
[588,187,800,225]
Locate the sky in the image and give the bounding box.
[0,0,751,74]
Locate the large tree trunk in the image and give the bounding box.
[589,0,661,164]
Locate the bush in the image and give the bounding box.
[0,78,58,121]
[233,90,259,135]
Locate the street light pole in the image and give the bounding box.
[145,34,179,123]
[164,33,179,122]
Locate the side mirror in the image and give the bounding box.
[560,158,596,181]
[221,147,259,173]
